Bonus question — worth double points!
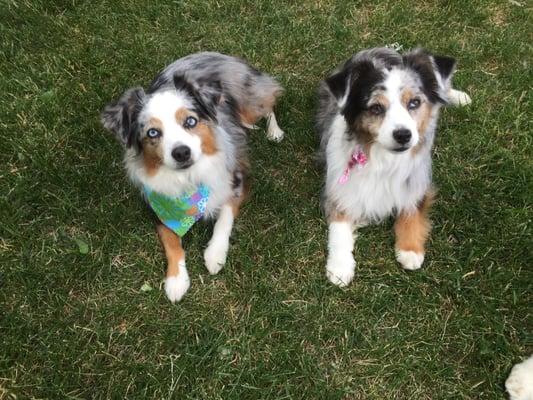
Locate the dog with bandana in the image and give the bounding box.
[102,52,284,302]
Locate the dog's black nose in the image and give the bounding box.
[393,129,412,145]
[172,145,191,163]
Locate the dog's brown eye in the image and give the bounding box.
[147,128,161,138]
[408,98,421,110]
[368,104,385,115]
[184,116,197,129]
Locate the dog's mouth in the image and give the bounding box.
[392,146,409,153]
[175,161,194,170]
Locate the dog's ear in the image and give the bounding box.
[325,60,381,105]
[101,87,145,148]
[196,78,223,121]
[336,60,384,125]
[403,49,449,104]
[325,68,351,102]
[433,54,456,82]
[173,74,221,122]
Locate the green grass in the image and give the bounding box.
[1,0,531,398]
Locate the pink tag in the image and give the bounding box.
[338,146,367,185]
[338,168,350,185]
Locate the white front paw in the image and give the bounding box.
[165,266,190,303]
[267,125,285,142]
[326,253,355,287]
[506,355,533,400]
[396,249,424,270]
[204,240,228,275]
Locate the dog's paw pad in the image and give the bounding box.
[326,255,355,287]
[396,249,424,270]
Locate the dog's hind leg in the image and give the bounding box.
[266,112,285,142]
[448,88,472,106]
[247,75,284,141]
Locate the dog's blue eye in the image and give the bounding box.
[147,128,161,138]
[408,98,421,110]
[184,116,197,129]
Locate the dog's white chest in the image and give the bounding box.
[326,145,431,222]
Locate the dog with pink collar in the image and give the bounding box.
[316,47,471,286]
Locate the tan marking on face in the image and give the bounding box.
[195,123,218,154]
[350,93,389,146]
[142,117,163,176]
[175,107,218,155]
[394,190,434,254]
[353,114,381,147]
[156,224,185,278]
[401,88,415,108]
[400,87,433,154]
[411,102,434,154]
[372,94,390,109]
[175,108,188,125]
[416,102,433,137]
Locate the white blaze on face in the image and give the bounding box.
[141,91,202,168]
[378,69,419,150]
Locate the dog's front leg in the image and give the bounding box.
[204,204,235,275]
[326,213,356,287]
[204,172,247,275]
[157,224,190,303]
[394,192,433,270]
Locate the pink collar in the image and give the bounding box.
[338,145,368,184]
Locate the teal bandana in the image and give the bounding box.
[143,184,210,237]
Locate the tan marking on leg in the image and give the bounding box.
[394,191,434,253]
[230,174,250,217]
[230,197,242,217]
[325,202,355,224]
[329,210,350,223]
[156,224,185,278]
[239,107,260,126]
[239,87,281,126]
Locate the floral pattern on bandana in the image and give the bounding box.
[143,184,210,237]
